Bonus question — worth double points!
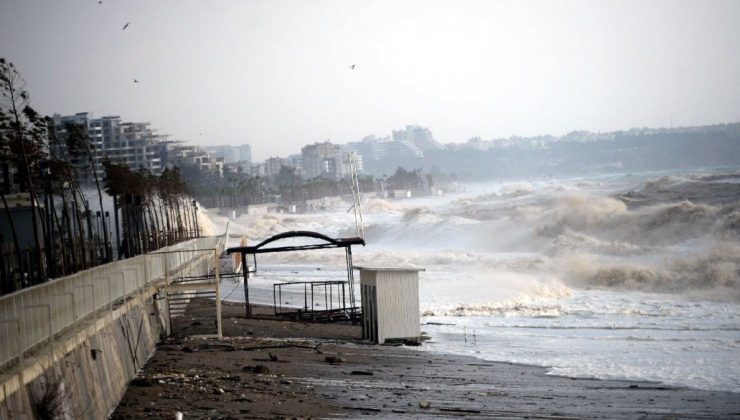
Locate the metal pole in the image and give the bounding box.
[214,249,222,338]
[346,247,355,310]
[242,251,251,318]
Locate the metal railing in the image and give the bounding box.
[0,235,224,371]
[273,280,360,322]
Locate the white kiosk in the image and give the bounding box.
[355,266,424,344]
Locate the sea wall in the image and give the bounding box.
[0,236,223,419]
[0,287,164,419]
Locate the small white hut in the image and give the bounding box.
[356,266,424,344]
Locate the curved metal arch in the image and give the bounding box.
[224,230,364,319]
[252,230,343,250]
[226,230,365,255]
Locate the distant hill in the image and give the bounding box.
[361,123,740,179]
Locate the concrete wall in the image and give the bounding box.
[0,288,164,419]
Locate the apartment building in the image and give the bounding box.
[52,113,167,179]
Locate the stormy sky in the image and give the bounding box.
[1,0,739,160]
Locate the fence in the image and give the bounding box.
[0,235,224,371]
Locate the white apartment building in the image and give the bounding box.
[392,125,442,151]
[52,113,166,179]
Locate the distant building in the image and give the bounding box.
[284,154,303,173]
[263,156,285,177]
[392,125,442,151]
[300,141,359,179]
[344,135,422,163]
[203,145,233,163]
[52,113,167,179]
[204,144,252,164]
[239,144,252,163]
[165,143,223,176]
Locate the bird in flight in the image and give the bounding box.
[98,1,102,4]
[350,64,356,70]
[133,79,139,83]
[122,22,130,30]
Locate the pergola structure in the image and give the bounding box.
[226,231,365,318]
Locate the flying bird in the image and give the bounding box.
[133,79,139,83]
[98,1,102,4]
[122,22,130,30]
[350,64,356,70]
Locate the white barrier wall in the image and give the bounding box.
[0,236,223,371]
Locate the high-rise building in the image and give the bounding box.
[239,144,252,163]
[300,141,358,179]
[263,156,285,177]
[301,141,338,179]
[52,113,167,179]
[402,125,442,151]
[165,143,223,176]
[203,144,252,164]
[344,135,423,162]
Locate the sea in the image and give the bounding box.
[202,169,740,393]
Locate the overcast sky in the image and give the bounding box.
[2,0,739,160]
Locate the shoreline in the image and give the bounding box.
[111,300,740,419]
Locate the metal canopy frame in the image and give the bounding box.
[226,231,365,318]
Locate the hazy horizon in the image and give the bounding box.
[2,0,739,160]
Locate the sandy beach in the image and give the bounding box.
[111,300,740,419]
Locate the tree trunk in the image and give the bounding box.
[84,143,110,262]
[0,192,23,292]
[8,97,45,280]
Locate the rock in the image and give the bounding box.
[350,370,373,376]
[324,356,346,364]
[255,365,270,374]
[131,377,154,387]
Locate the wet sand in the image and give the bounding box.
[112,300,740,419]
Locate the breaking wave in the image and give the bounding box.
[212,171,740,301]
[563,243,740,300]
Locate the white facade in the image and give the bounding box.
[391,125,442,151]
[357,266,423,344]
[52,113,167,178]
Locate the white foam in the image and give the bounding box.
[216,170,740,392]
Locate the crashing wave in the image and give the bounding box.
[563,243,740,301]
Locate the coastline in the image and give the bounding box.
[111,300,740,419]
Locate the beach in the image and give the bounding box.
[111,300,740,419]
